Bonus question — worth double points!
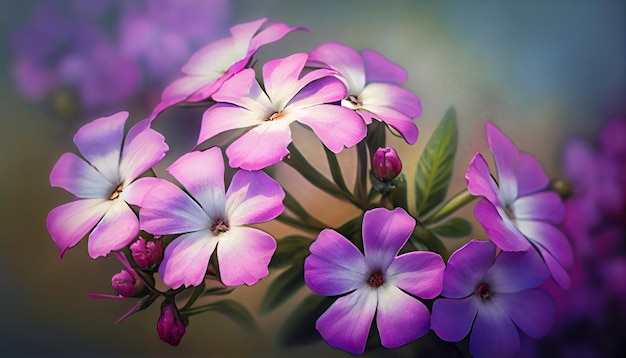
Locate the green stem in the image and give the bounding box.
[353,141,369,207]
[275,214,325,234]
[181,281,206,311]
[422,189,476,225]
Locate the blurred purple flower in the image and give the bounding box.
[431,240,554,358]
[466,122,573,288]
[304,207,445,354]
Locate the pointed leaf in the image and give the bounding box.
[182,299,259,332]
[259,260,305,315]
[278,293,335,347]
[270,235,312,268]
[414,107,458,216]
[430,217,472,238]
[410,225,449,261]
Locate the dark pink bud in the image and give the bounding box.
[111,269,144,297]
[373,147,402,181]
[130,237,163,269]
[157,303,186,346]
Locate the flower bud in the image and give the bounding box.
[373,147,402,181]
[157,303,187,346]
[130,237,163,269]
[111,269,144,297]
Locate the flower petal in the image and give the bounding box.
[431,296,479,342]
[211,68,274,113]
[225,170,285,225]
[287,76,346,109]
[474,199,531,252]
[181,37,243,76]
[516,219,573,269]
[361,105,419,144]
[47,199,111,257]
[362,208,415,271]
[159,230,218,288]
[387,251,444,299]
[535,244,571,289]
[198,103,266,146]
[295,104,366,153]
[495,290,555,339]
[376,284,431,348]
[362,49,408,84]
[263,53,309,106]
[308,42,366,94]
[304,229,368,296]
[484,248,549,293]
[315,287,377,355]
[249,21,308,54]
[442,240,495,298]
[515,152,549,196]
[486,122,519,203]
[225,119,294,170]
[119,177,162,207]
[466,153,499,204]
[470,300,520,358]
[513,191,564,224]
[88,199,139,258]
[361,83,421,118]
[50,152,115,198]
[119,125,168,185]
[216,226,276,286]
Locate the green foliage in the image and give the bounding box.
[430,217,472,238]
[259,260,306,315]
[181,299,259,332]
[269,235,312,268]
[278,294,334,347]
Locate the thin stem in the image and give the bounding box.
[353,140,369,207]
[275,214,325,234]
[422,189,476,225]
[181,281,206,311]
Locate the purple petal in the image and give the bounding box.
[516,220,573,269]
[466,153,499,204]
[87,200,139,258]
[474,199,531,252]
[50,152,115,198]
[387,251,445,299]
[139,180,210,235]
[119,177,162,207]
[198,104,266,146]
[181,37,243,76]
[73,111,127,184]
[486,122,519,203]
[296,104,366,153]
[484,248,549,293]
[535,244,571,289]
[515,152,549,196]
[513,192,564,224]
[304,229,368,296]
[376,284,431,348]
[431,296,479,342]
[287,76,346,109]
[362,49,408,84]
[361,105,419,144]
[229,18,267,52]
[47,199,111,257]
[212,68,273,112]
[308,42,366,94]
[362,208,415,270]
[495,290,555,339]
[249,21,308,54]
[470,301,520,358]
[159,230,218,288]
[262,53,309,104]
[167,148,225,219]
[225,120,294,170]
[225,170,285,225]
[360,83,421,118]
[442,240,495,298]
[315,287,377,355]
[119,126,168,185]
[216,227,276,286]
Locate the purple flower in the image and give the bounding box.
[198,53,367,170]
[466,122,573,288]
[139,147,285,288]
[304,207,445,354]
[150,18,306,119]
[373,147,403,182]
[157,302,187,346]
[307,42,421,144]
[431,240,555,358]
[47,111,168,258]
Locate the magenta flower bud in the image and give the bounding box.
[130,237,163,269]
[373,147,403,181]
[157,303,187,346]
[111,269,144,297]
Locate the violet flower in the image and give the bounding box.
[307,42,421,144]
[139,147,285,288]
[157,302,187,346]
[304,207,445,354]
[431,240,555,358]
[47,111,168,258]
[198,53,366,170]
[466,122,573,288]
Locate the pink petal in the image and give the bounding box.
[50,152,115,198]
[387,251,445,299]
[73,111,128,184]
[88,199,139,258]
[229,18,267,54]
[360,83,421,118]
[181,37,243,76]
[119,126,168,185]
[287,76,346,109]
[119,177,163,207]
[315,287,377,355]
[211,69,273,112]
[486,122,519,203]
[474,199,531,252]
[362,49,408,84]
[465,153,499,204]
[167,148,225,218]
[431,297,479,342]
[362,208,415,270]
[470,301,520,358]
[516,220,573,269]
[484,248,549,293]
[225,170,285,225]
[495,290,555,339]
[442,240,496,298]
[361,105,419,144]
[515,152,549,196]
[159,230,218,288]
[139,180,210,235]
[513,192,564,224]
[262,53,309,105]
[376,284,431,348]
[296,104,366,153]
[47,199,111,257]
[249,21,307,54]
[308,42,366,94]
[198,104,266,146]
[216,226,276,286]
[225,119,294,170]
[304,229,368,296]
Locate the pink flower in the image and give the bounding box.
[150,18,306,119]
[139,147,285,288]
[198,53,367,170]
[465,122,573,288]
[47,111,168,258]
[308,42,421,144]
[304,208,445,354]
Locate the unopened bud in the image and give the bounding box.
[373,147,402,181]
[130,237,163,269]
[111,269,144,297]
[157,303,187,346]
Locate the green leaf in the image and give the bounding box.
[410,225,449,261]
[323,146,351,194]
[201,286,236,297]
[414,106,458,217]
[430,217,472,238]
[270,235,312,268]
[259,261,305,315]
[389,173,408,211]
[278,294,334,347]
[181,299,259,332]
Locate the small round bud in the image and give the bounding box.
[130,237,163,269]
[157,303,187,346]
[373,147,403,182]
[111,269,144,297]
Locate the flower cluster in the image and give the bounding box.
[41,12,578,356]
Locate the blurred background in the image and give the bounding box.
[0,0,624,357]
